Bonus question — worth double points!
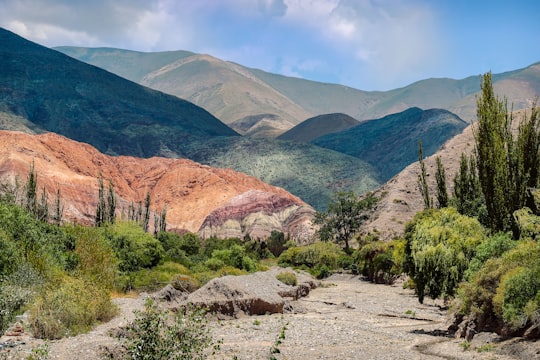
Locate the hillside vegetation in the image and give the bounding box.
[312,108,467,181]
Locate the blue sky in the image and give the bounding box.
[1,0,539,91]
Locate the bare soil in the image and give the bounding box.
[1,273,539,360]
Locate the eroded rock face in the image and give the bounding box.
[0,130,314,241]
[185,268,318,318]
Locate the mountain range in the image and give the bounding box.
[57,46,540,134]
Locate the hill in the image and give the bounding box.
[0,130,314,240]
[278,113,359,143]
[0,27,239,159]
[56,47,311,137]
[181,136,380,211]
[312,108,468,181]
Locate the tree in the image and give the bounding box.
[95,173,106,227]
[314,192,378,254]
[25,160,37,215]
[417,141,432,209]
[435,156,448,208]
[474,72,540,233]
[142,192,151,232]
[452,153,485,221]
[107,180,116,224]
[403,208,485,303]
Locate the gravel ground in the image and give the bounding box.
[1,273,538,360]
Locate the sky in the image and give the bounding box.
[1,0,539,91]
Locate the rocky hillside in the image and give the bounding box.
[0,130,314,240]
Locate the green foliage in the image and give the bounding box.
[157,232,201,265]
[276,272,298,286]
[435,156,448,208]
[451,153,486,223]
[210,244,257,272]
[458,240,540,334]
[404,208,485,303]
[314,191,378,254]
[474,72,540,233]
[130,262,192,291]
[124,298,220,360]
[278,241,344,278]
[353,239,405,284]
[417,141,432,209]
[266,230,288,257]
[104,222,164,273]
[464,232,516,280]
[513,207,540,240]
[29,275,117,339]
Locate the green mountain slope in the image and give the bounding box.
[278,113,359,143]
[0,28,238,158]
[184,137,380,211]
[312,108,468,181]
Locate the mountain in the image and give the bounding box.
[0,130,314,240]
[277,113,359,143]
[57,46,540,128]
[312,108,468,181]
[56,47,311,137]
[0,27,239,160]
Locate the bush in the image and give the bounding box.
[104,222,164,272]
[131,262,191,291]
[123,298,220,360]
[278,241,344,272]
[404,208,485,303]
[158,232,201,263]
[29,276,117,339]
[172,274,201,293]
[276,272,298,286]
[210,244,257,272]
[353,239,404,284]
[457,240,540,335]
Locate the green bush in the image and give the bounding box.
[276,272,298,286]
[123,298,220,360]
[104,222,164,272]
[278,241,343,272]
[29,276,117,339]
[210,244,257,272]
[131,262,191,291]
[457,240,540,334]
[158,232,201,263]
[353,239,404,284]
[404,208,485,303]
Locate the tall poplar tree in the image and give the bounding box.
[435,156,448,208]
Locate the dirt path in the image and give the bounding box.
[1,273,537,359]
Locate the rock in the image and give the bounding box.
[0,130,314,241]
[185,268,318,318]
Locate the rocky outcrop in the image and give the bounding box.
[0,130,314,241]
[185,268,318,318]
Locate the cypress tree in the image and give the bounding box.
[25,160,37,215]
[107,179,116,224]
[95,173,106,227]
[142,192,151,232]
[435,156,448,208]
[417,141,432,209]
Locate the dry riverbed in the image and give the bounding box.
[1,273,539,359]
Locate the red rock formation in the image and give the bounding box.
[0,130,314,241]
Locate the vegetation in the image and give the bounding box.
[314,191,378,254]
[352,237,405,284]
[403,208,485,303]
[278,242,346,278]
[417,141,432,209]
[123,298,220,360]
[276,272,298,286]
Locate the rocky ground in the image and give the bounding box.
[1,272,539,360]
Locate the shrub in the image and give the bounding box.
[276,272,298,286]
[123,298,220,360]
[278,241,343,273]
[404,208,485,303]
[210,244,257,272]
[457,240,540,335]
[131,262,191,291]
[172,274,201,293]
[353,239,404,284]
[104,222,164,272]
[29,276,117,339]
